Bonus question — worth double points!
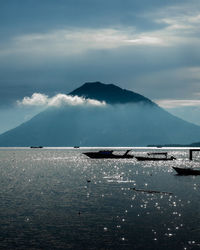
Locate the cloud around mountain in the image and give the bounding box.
[17,93,106,107]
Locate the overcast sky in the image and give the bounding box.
[1,0,200,133]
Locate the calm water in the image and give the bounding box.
[0,148,200,249]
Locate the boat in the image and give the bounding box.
[135,152,176,161]
[83,150,134,159]
[173,167,200,175]
[74,146,80,148]
[30,146,43,149]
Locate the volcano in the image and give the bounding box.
[0,82,200,146]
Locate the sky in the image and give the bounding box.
[1,0,200,133]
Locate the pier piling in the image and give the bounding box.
[189,149,200,160]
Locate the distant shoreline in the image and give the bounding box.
[1,146,200,150]
[148,143,200,147]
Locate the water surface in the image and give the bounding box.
[0,148,200,249]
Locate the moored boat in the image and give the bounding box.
[135,152,176,161]
[83,150,134,159]
[173,167,200,175]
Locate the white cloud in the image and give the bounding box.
[0,27,166,58]
[17,93,106,107]
[140,6,200,47]
[155,99,200,108]
[125,36,163,45]
[19,93,48,106]
[16,28,165,48]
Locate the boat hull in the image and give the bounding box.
[135,156,176,161]
[173,167,200,175]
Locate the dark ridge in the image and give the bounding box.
[69,81,155,105]
[148,144,188,147]
[148,142,200,147]
[189,142,200,147]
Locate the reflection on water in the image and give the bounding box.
[0,148,200,249]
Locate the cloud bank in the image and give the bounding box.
[156,99,200,108]
[2,7,200,59]
[0,28,165,59]
[17,93,106,107]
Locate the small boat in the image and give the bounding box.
[83,150,134,159]
[135,152,176,161]
[74,146,80,148]
[173,167,200,175]
[30,146,43,149]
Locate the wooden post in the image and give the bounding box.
[189,149,193,160]
[189,149,200,160]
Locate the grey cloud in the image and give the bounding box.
[0,0,193,38]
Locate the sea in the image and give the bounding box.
[0,147,200,250]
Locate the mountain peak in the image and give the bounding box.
[69,81,154,105]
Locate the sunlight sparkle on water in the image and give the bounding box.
[0,148,200,249]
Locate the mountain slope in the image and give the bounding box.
[0,82,200,147]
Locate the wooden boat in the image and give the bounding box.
[173,167,200,175]
[83,150,134,159]
[135,152,176,161]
